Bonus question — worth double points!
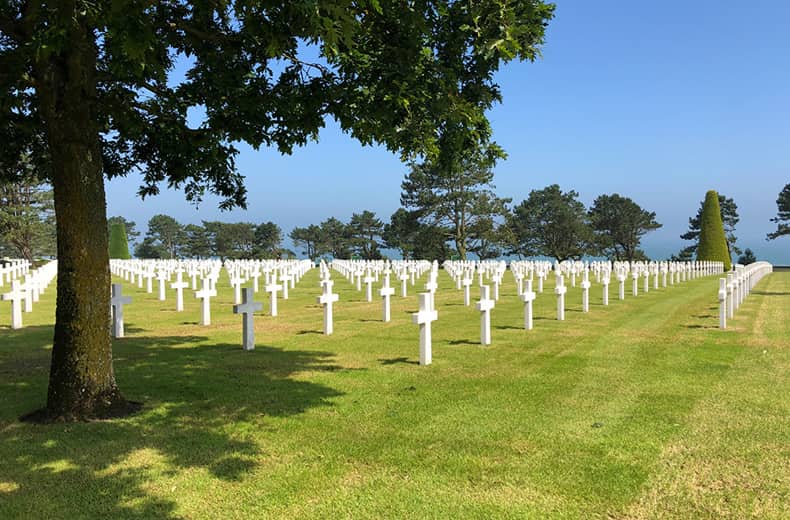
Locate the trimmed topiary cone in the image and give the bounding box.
[109,222,131,260]
[696,190,732,271]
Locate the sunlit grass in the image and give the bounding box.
[1,267,787,518]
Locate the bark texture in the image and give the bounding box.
[30,5,129,421]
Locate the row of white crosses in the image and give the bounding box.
[0,259,31,287]
[718,262,773,329]
[440,259,726,347]
[109,258,313,349]
[1,260,57,330]
[331,259,433,300]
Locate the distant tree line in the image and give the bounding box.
[110,214,287,260]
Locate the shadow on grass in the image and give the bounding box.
[448,339,478,346]
[751,290,789,296]
[0,329,344,518]
[684,324,719,330]
[379,357,419,366]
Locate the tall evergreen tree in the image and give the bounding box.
[318,217,353,259]
[507,185,592,261]
[0,175,55,261]
[678,193,740,259]
[401,142,509,259]
[144,215,185,259]
[290,225,322,259]
[253,222,283,258]
[108,223,131,260]
[588,194,661,262]
[767,183,789,240]
[107,216,140,246]
[349,210,384,260]
[696,190,732,271]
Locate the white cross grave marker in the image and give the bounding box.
[265,274,282,317]
[476,285,495,345]
[380,272,395,322]
[171,270,189,312]
[555,275,567,321]
[581,270,591,313]
[195,278,217,326]
[317,280,339,334]
[110,284,132,338]
[233,288,263,351]
[412,292,438,366]
[2,280,25,329]
[521,279,536,330]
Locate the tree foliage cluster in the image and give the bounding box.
[505,185,661,262]
[767,183,790,240]
[0,170,55,262]
[675,193,741,261]
[290,210,387,260]
[132,215,285,260]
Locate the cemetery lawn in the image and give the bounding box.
[1,271,788,519]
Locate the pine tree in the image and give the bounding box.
[108,223,130,259]
[696,190,732,271]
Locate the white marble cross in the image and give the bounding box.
[555,274,567,321]
[491,272,502,301]
[317,279,339,334]
[618,273,626,300]
[233,288,263,351]
[380,272,395,322]
[2,280,25,329]
[521,279,536,330]
[602,275,610,306]
[718,277,727,329]
[230,274,245,305]
[476,285,495,345]
[424,272,438,309]
[18,275,32,313]
[399,270,409,297]
[462,273,473,306]
[195,278,217,326]
[412,292,438,366]
[265,274,282,317]
[157,270,168,301]
[110,283,132,338]
[280,270,292,300]
[171,270,189,311]
[632,271,639,297]
[581,270,591,313]
[364,269,375,302]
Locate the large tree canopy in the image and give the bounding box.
[507,184,591,262]
[0,1,554,421]
[588,193,661,262]
[401,142,509,259]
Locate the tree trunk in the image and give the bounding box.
[30,8,130,421]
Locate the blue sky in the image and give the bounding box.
[106,0,790,263]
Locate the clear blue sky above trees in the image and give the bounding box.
[106,0,790,263]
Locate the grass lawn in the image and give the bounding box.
[1,268,788,518]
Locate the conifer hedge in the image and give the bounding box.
[109,222,131,260]
[696,190,732,270]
